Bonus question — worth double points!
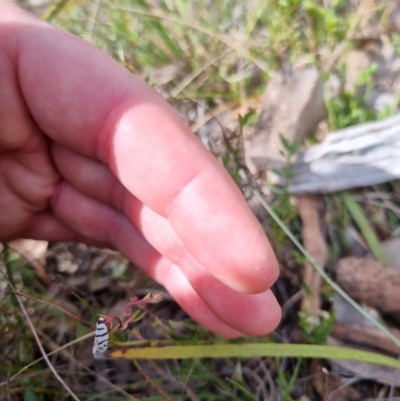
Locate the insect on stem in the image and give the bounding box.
[93,317,109,359]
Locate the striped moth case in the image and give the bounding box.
[93,317,108,359]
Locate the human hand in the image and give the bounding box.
[0,3,280,337]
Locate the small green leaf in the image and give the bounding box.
[24,390,39,401]
[238,109,256,128]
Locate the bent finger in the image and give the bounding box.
[52,148,281,335]
[51,181,244,337]
[2,3,279,294]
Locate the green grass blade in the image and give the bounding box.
[225,377,258,401]
[253,190,400,349]
[342,191,387,263]
[43,0,73,21]
[282,357,302,400]
[110,343,400,369]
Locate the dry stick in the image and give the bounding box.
[87,0,101,43]
[181,360,200,401]
[147,359,189,399]
[258,360,277,401]
[152,359,199,401]
[38,329,140,401]
[7,241,51,287]
[0,332,94,386]
[132,360,175,401]
[13,292,82,401]
[170,48,233,98]
[0,289,93,328]
[297,195,328,315]
[281,289,305,317]
[326,377,361,401]
[242,366,268,400]
[190,102,236,132]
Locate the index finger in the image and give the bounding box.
[1,4,279,293]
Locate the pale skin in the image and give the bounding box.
[0,2,281,337]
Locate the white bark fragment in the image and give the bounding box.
[288,113,400,194]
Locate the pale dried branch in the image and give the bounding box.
[288,113,400,194]
[14,292,81,401]
[297,195,328,315]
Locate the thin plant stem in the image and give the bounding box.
[253,190,400,349]
[0,332,94,386]
[13,291,82,401]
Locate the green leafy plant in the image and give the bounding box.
[299,310,335,345]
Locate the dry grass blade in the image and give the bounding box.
[132,359,175,401]
[0,331,95,386]
[0,289,93,328]
[13,290,81,401]
[38,329,140,401]
[170,48,233,98]
[110,5,266,71]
